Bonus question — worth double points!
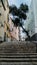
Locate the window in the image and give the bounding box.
[0,13,1,16]
[15,32,16,34]
[12,28,13,31]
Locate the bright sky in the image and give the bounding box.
[8,0,31,7]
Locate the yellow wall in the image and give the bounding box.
[0,0,9,40]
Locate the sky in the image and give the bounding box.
[8,0,31,7]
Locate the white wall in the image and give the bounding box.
[26,0,37,37]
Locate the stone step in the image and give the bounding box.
[0,53,37,63]
[0,58,37,62]
[0,56,37,65]
[0,41,36,65]
[0,41,36,53]
[0,62,37,65]
[0,53,37,57]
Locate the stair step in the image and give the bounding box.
[0,42,36,65]
[0,58,37,62]
[0,62,37,65]
[0,54,37,58]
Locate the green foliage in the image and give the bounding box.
[9,3,28,20]
[20,3,29,12]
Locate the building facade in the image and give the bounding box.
[0,0,9,41]
[8,17,19,40]
[0,0,19,41]
[25,0,37,40]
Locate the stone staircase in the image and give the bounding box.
[0,41,37,65]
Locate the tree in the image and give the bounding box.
[19,3,28,13]
[9,5,18,15]
[9,4,30,40]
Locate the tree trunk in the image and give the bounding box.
[21,25,30,40]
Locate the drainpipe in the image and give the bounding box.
[1,0,6,10]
